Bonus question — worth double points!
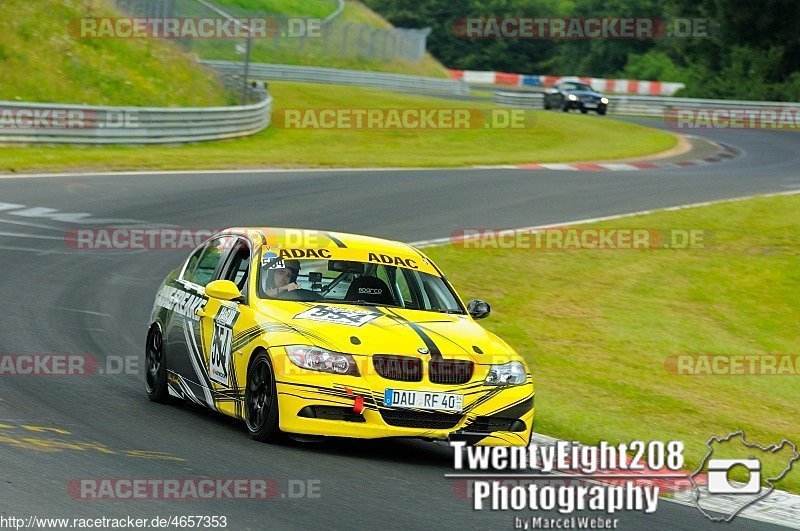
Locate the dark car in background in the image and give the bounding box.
[544,81,609,115]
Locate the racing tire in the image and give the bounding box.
[245,351,283,443]
[145,325,169,403]
[543,98,551,110]
[598,109,607,116]
[562,103,570,112]
[580,108,588,114]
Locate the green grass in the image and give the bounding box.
[213,0,392,26]
[0,81,676,172]
[423,194,800,492]
[214,0,338,19]
[339,0,392,27]
[0,0,229,106]
[244,45,450,79]
[187,0,449,78]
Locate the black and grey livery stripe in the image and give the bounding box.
[378,308,445,361]
[324,233,347,248]
[167,371,207,406]
[456,393,536,445]
[276,381,380,411]
[413,323,473,357]
[182,315,215,406]
[161,278,217,406]
[232,322,294,352]
[237,306,342,352]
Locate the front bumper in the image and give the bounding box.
[566,100,607,112]
[270,347,535,446]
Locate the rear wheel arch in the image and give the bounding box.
[145,322,169,403]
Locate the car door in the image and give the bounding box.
[197,236,255,419]
[164,235,237,408]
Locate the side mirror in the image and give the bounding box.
[467,299,491,320]
[205,280,244,302]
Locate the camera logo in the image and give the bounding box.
[690,430,798,522]
[707,459,761,494]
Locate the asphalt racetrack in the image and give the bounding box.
[0,120,797,529]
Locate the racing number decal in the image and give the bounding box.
[209,324,232,385]
[294,305,380,327]
[209,306,239,387]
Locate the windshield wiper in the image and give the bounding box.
[316,300,465,315]
[336,301,404,309]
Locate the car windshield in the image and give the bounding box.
[562,82,593,91]
[257,254,465,314]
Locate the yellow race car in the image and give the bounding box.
[145,228,534,446]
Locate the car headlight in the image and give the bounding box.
[484,361,527,386]
[285,345,360,376]
[600,97,609,104]
[568,94,577,101]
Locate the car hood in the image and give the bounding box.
[252,301,518,365]
[566,89,603,98]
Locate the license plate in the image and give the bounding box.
[384,389,463,412]
[584,103,598,108]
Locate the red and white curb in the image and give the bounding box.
[512,140,739,171]
[0,139,738,178]
[449,70,685,96]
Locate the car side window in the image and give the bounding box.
[419,274,462,312]
[220,240,250,292]
[183,236,234,287]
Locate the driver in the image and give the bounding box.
[263,259,301,297]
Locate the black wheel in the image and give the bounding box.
[598,109,607,116]
[245,351,283,443]
[145,325,169,403]
[580,108,588,114]
[543,97,551,110]
[562,102,570,112]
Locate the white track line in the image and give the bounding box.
[409,189,800,248]
[0,167,482,179]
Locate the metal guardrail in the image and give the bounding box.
[204,60,470,95]
[0,89,271,145]
[494,90,800,118]
[321,0,345,25]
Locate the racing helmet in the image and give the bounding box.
[283,259,301,283]
[264,258,301,289]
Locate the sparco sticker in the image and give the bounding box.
[294,305,379,327]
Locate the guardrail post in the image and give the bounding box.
[241,32,253,104]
